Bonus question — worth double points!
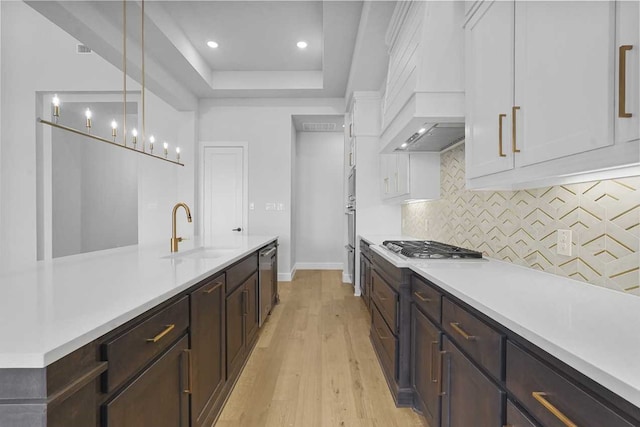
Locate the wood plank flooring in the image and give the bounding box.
[216,270,424,427]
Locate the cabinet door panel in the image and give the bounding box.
[616,0,639,143]
[506,399,537,427]
[441,337,504,427]
[226,284,246,377]
[191,277,225,426]
[245,273,259,346]
[411,306,442,427]
[514,1,615,167]
[465,0,515,178]
[103,335,189,427]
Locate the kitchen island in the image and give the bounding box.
[0,235,277,427]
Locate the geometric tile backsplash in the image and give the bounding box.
[401,144,640,296]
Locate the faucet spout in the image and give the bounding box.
[171,202,192,252]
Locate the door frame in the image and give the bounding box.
[198,141,249,239]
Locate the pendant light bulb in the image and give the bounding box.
[149,135,155,154]
[131,128,138,148]
[85,108,92,129]
[52,94,60,121]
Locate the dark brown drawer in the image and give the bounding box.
[360,240,371,259]
[227,253,258,293]
[442,297,503,380]
[506,341,635,427]
[372,304,397,381]
[371,270,398,333]
[102,296,189,392]
[411,275,442,324]
[506,399,536,427]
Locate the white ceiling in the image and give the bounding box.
[26,0,395,109]
[163,1,324,72]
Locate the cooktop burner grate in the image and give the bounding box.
[382,240,483,259]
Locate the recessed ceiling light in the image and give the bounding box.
[297,41,308,49]
[418,127,427,134]
[207,41,219,49]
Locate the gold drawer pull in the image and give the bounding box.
[183,349,192,394]
[449,322,476,341]
[376,292,389,302]
[498,113,507,157]
[146,324,175,343]
[414,291,432,303]
[532,392,577,427]
[204,281,223,294]
[619,45,633,118]
[512,106,521,153]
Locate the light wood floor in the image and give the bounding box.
[216,270,424,427]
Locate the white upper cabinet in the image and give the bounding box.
[514,1,615,168]
[466,1,640,190]
[465,0,514,179]
[380,153,440,203]
[616,0,639,144]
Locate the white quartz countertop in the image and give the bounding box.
[366,237,640,409]
[0,235,277,369]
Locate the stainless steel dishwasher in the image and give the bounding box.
[259,244,277,327]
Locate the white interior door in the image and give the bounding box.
[203,146,246,244]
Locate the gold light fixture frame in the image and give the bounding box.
[38,0,183,166]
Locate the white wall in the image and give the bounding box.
[295,132,345,269]
[0,2,196,272]
[290,122,298,275]
[198,98,344,278]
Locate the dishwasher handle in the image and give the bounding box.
[260,247,276,257]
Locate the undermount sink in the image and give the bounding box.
[161,247,237,260]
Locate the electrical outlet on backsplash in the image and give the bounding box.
[401,144,640,296]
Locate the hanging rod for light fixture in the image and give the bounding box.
[38,0,184,167]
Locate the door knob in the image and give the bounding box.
[232,227,242,232]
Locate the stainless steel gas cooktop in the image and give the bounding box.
[382,240,483,259]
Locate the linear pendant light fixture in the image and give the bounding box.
[38,0,184,166]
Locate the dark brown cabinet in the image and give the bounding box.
[506,341,635,427]
[245,272,259,346]
[441,336,504,427]
[506,400,537,427]
[102,335,190,427]
[190,274,226,427]
[360,247,372,312]
[411,305,442,427]
[226,281,246,377]
[226,272,259,378]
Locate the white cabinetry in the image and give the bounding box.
[380,153,440,203]
[466,1,639,190]
[616,0,639,145]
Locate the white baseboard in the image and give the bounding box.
[295,262,344,270]
[342,273,352,284]
[278,265,297,282]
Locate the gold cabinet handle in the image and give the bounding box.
[414,291,432,303]
[203,281,223,294]
[376,291,389,302]
[183,349,192,394]
[449,322,476,341]
[438,350,446,396]
[512,106,521,153]
[498,114,507,157]
[532,392,577,427]
[146,324,175,343]
[619,45,633,118]
[430,341,438,382]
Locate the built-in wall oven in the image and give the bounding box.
[346,168,356,284]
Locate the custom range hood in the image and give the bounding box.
[379,1,465,154]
